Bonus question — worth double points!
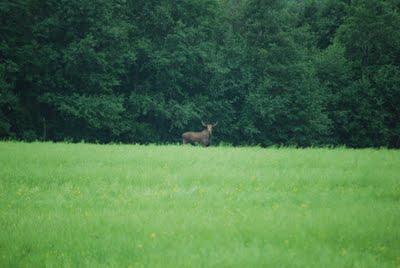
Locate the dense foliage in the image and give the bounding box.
[1,0,399,147]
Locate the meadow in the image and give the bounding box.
[0,141,399,267]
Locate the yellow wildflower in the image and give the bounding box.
[272,203,279,210]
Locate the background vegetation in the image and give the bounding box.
[1,0,400,147]
[1,142,399,267]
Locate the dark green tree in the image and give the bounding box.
[1,0,399,147]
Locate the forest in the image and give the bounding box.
[1,0,399,147]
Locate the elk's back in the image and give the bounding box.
[182,131,202,142]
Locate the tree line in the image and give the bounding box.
[1,0,399,147]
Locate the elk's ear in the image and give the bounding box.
[201,121,207,127]
[212,122,218,127]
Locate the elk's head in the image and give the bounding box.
[202,121,218,134]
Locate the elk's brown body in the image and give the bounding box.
[182,122,217,147]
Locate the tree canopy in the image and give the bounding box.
[1,0,399,147]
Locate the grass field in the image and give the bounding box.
[0,142,399,267]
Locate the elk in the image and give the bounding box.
[182,121,218,147]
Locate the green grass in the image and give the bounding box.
[0,142,399,267]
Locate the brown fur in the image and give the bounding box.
[182,122,217,147]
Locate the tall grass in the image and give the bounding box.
[0,142,399,267]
